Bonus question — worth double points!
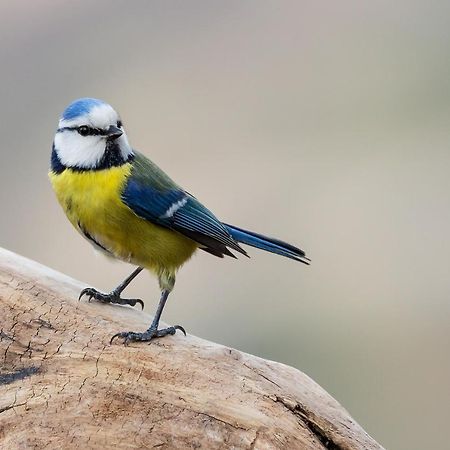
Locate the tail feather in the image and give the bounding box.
[224,223,310,265]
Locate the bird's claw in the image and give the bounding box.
[127,298,145,310]
[110,325,186,345]
[78,287,144,310]
[173,325,186,336]
[78,288,92,301]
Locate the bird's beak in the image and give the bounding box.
[106,125,123,140]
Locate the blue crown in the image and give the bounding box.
[62,98,107,120]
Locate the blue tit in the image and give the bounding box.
[49,98,310,344]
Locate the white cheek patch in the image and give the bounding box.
[117,133,133,160]
[54,132,106,169]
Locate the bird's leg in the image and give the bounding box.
[110,289,186,344]
[79,267,145,309]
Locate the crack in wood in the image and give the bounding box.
[272,395,342,450]
[0,401,27,414]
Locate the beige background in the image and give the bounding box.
[1,1,449,449]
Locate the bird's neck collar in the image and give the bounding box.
[50,142,135,174]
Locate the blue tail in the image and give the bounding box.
[224,223,310,264]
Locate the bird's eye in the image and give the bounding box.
[117,120,122,128]
[77,126,90,136]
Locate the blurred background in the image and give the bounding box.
[1,1,449,448]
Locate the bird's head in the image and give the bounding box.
[52,98,133,171]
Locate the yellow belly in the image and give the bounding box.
[49,164,197,275]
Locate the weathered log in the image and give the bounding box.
[0,248,383,449]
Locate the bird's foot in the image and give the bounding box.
[110,325,186,345]
[78,287,144,310]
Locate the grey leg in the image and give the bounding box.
[79,267,145,309]
[110,289,186,345]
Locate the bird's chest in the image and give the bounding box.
[49,165,133,244]
[49,164,198,270]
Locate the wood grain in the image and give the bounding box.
[0,248,384,449]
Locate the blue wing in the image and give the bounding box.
[121,178,247,258]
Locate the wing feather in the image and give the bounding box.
[121,176,247,258]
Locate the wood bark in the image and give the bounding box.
[0,248,384,449]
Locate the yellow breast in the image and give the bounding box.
[49,165,197,274]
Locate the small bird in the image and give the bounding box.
[49,98,310,344]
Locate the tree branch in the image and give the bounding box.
[0,248,384,449]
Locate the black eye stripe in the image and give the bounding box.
[57,126,108,136]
